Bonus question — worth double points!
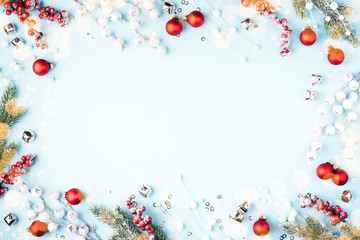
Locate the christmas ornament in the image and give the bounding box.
[3,23,16,35]
[5,98,26,116]
[28,220,48,237]
[310,74,322,85]
[299,193,348,226]
[332,169,348,186]
[341,190,353,203]
[241,18,257,30]
[0,123,11,140]
[22,130,35,143]
[232,201,251,223]
[138,185,152,198]
[166,17,182,36]
[65,188,84,205]
[32,59,52,76]
[184,11,204,28]
[3,213,17,226]
[328,46,345,65]
[10,37,24,48]
[316,162,334,180]
[300,26,317,46]
[162,2,175,14]
[253,216,270,236]
[304,90,316,100]
[241,0,252,8]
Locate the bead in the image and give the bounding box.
[325,95,335,105]
[311,141,322,152]
[156,46,167,56]
[336,91,346,102]
[129,18,141,29]
[347,112,358,123]
[110,11,122,22]
[149,9,160,20]
[317,106,328,116]
[325,16,331,22]
[332,105,343,116]
[342,99,353,110]
[325,125,335,135]
[349,80,359,90]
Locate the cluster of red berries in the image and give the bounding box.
[38,7,68,27]
[1,0,68,27]
[0,154,35,198]
[299,193,348,226]
[126,196,155,240]
[260,8,292,57]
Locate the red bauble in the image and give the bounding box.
[28,220,48,237]
[166,17,183,36]
[316,163,334,180]
[186,11,205,28]
[253,217,270,237]
[300,26,317,46]
[328,46,345,65]
[332,169,348,186]
[65,188,84,205]
[33,59,51,76]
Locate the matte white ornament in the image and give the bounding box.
[347,112,358,123]
[343,72,353,81]
[348,92,358,102]
[79,225,89,235]
[54,207,65,218]
[97,17,108,26]
[325,125,335,135]
[48,222,58,232]
[342,99,354,110]
[34,203,45,213]
[31,187,42,198]
[156,46,167,56]
[332,105,343,116]
[317,106,328,116]
[114,39,125,49]
[110,12,122,22]
[76,6,87,16]
[49,191,60,200]
[66,224,77,233]
[149,36,160,47]
[311,127,322,137]
[19,200,31,210]
[349,80,359,90]
[311,141,322,152]
[143,0,155,10]
[101,29,111,37]
[67,211,78,221]
[27,210,37,219]
[336,91,346,102]
[129,18,141,29]
[134,34,145,45]
[149,9,160,19]
[128,6,139,17]
[4,190,21,207]
[38,212,50,222]
[335,122,345,133]
[19,184,29,193]
[13,176,23,185]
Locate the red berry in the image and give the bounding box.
[341,212,348,219]
[5,10,12,15]
[324,201,330,207]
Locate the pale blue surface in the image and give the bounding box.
[1,0,360,239]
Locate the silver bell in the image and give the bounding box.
[232,201,251,223]
[310,74,322,85]
[22,130,35,143]
[138,185,152,198]
[305,90,316,100]
[10,37,24,48]
[241,18,257,30]
[3,23,16,35]
[162,2,175,14]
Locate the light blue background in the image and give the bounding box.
[1,0,360,239]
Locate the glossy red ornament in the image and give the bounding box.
[32,59,51,76]
[332,169,348,186]
[316,163,334,180]
[185,11,205,28]
[328,46,345,65]
[253,217,270,237]
[65,188,84,205]
[166,17,183,36]
[300,26,317,46]
[28,220,48,237]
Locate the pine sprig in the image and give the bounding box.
[292,0,359,46]
[339,222,360,239]
[151,224,167,240]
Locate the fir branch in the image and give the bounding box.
[339,222,360,239]
[0,141,18,172]
[0,84,25,126]
[151,224,167,240]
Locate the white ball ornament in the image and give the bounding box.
[110,12,122,22]
[19,184,29,193]
[143,0,155,10]
[49,191,60,200]
[325,16,331,22]
[114,39,125,48]
[336,91,346,102]
[76,6,87,16]
[149,36,160,47]
[149,9,160,19]
[348,92,358,102]
[325,95,335,105]
[67,211,78,221]
[13,176,23,185]
[27,210,37,219]
[34,203,45,213]
[311,127,322,137]
[343,147,355,160]
[342,99,354,110]
[335,122,345,133]
[349,80,359,90]
[306,2,313,10]
[325,125,335,136]
[31,187,42,198]
[97,17,108,26]
[79,225,89,235]
[343,72,353,81]
[311,141,322,152]
[128,6,139,17]
[38,212,50,222]
[101,28,111,37]
[66,224,77,233]
[129,18,141,29]
[307,151,317,161]
[156,46,167,56]
[48,222,58,232]
[54,207,65,218]
[134,34,145,45]
[332,105,343,116]
[317,106,328,116]
[347,112,358,123]
[4,190,21,207]
[101,5,113,16]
